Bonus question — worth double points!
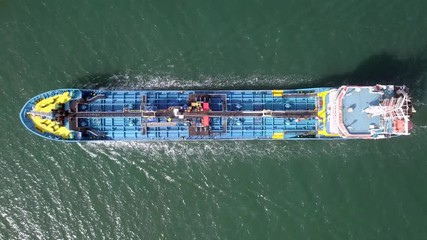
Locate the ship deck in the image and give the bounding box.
[63,89,326,140]
[19,85,413,141]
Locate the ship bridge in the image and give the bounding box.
[329,85,414,139]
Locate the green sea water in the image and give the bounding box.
[1,0,427,239]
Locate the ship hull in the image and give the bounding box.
[20,86,413,142]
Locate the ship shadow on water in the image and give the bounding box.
[70,51,427,101]
[311,51,427,101]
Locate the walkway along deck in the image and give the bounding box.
[68,109,317,119]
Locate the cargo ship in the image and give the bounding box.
[20,85,415,141]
